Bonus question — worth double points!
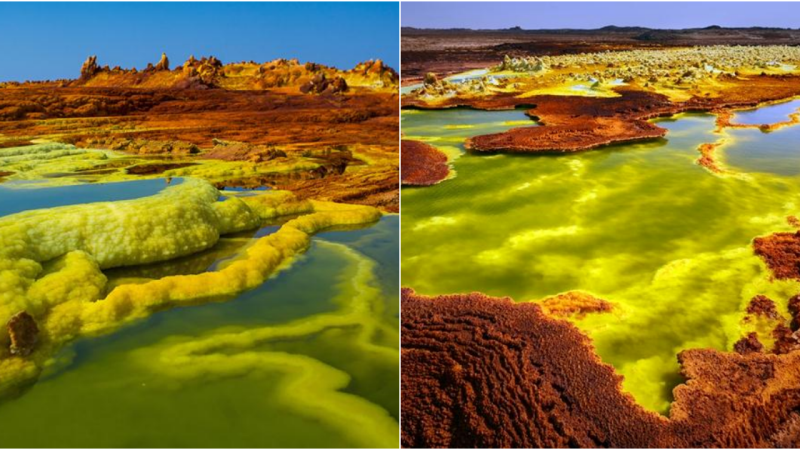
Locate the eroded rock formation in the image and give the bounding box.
[154,53,170,71]
[79,55,99,80]
[67,55,396,92]
[300,73,349,95]
[350,59,399,87]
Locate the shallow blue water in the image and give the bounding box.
[0,178,179,217]
[400,84,422,95]
[724,126,800,176]
[732,98,800,125]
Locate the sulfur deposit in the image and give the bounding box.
[0,177,381,395]
[135,241,398,448]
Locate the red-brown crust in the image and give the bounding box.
[790,294,800,329]
[734,332,765,355]
[403,76,800,154]
[754,231,800,280]
[402,287,800,448]
[747,294,782,319]
[401,140,449,186]
[401,288,667,448]
[465,116,667,153]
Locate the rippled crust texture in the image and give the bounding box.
[401,140,449,186]
[401,288,800,448]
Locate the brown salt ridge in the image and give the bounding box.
[402,288,800,448]
[402,76,800,154]
[401,140,449,186]
[7,312,38,357]
[696,142,725,173]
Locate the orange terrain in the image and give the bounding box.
[0,54,400,211]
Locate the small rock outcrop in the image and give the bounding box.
[300,73,348,94]
[180,55,223,87]
[496,55,549,73]
[351,59,399,86]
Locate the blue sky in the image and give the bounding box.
[0,2,399,82]
[402,2,800,30]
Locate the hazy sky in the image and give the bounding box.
[0,2,399,82]
[402,2,800,30]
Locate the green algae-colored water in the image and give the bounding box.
[0,181,398,447]
[401,108,800,414]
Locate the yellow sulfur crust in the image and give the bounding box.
[0,178,381,395]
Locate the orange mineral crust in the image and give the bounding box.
[401,288,800,448]
[401,140,449,186]
[0,86,398,151]
[697,142,725,173]
[0,54,399,211]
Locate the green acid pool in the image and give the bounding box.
[401,108,800,414]
[0,180,398,448]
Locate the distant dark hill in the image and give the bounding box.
[403,25,800,37]
[401,25,800,81]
